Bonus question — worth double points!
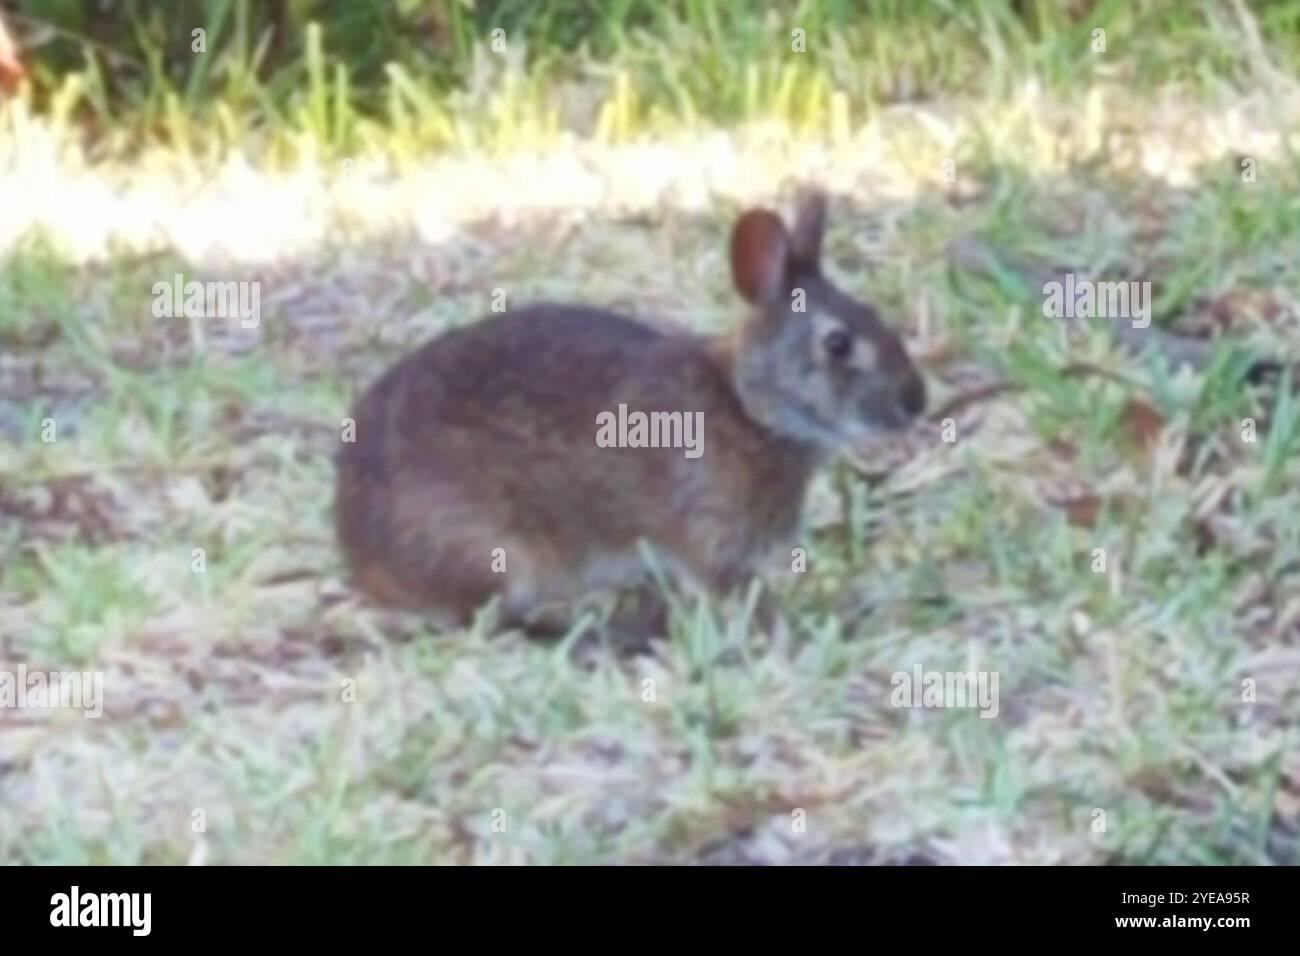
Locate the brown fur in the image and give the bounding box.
[334,193,924,627]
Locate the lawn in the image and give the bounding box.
[1,1,1298,864]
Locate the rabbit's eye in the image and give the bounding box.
[823,329,854,360]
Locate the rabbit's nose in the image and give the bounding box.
[899,373,926,418]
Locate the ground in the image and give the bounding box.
[1,80,1298,864]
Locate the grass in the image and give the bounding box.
[8,0,1300,160]
[1,3,1299,865]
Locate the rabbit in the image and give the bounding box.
[334,191,926,631]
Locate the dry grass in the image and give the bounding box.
[1,85,1299,864]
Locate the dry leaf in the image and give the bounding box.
[1121,397,1164,452]
[1052,494,1102,529]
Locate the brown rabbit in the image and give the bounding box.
[334,192,925,629]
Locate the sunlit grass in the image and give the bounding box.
[2,118,1296,861]
[1,1,1298,865]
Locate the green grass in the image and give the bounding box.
[8,0,1300,160]
[2,115,1297,861]
[1,2,1299,865]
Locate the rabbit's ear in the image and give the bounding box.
[789,190,827,268]
[730,209,791,305]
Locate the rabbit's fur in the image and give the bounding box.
[335,193,925,628]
